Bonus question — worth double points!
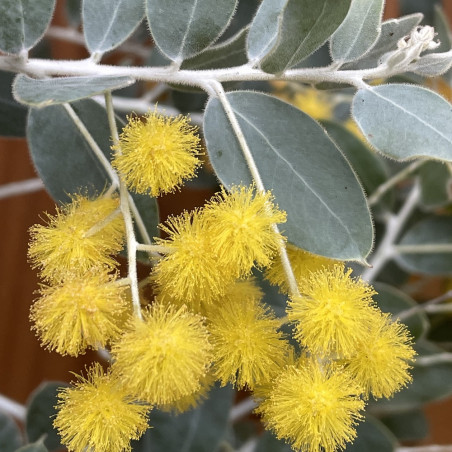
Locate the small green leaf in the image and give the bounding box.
[419,161,451,209]
[433,5,452,54]
[13,75,135,108]
[373,282,429,341]
[204,91,373,261]
[132,384,234,452]
[0,0,56,54]
[343,14,423,70]
[0,71,27,137]
[330,0,385,63]
[352,84,452,162]
[396,215,452,275]
[26,382,67,451]
[249,0,351,73]
[146,0,238,62]
[27,99,114,203]
[82,0,144,54]
[0,412,23,452]
[15,437,48,452]
[344,416,396,452]
[255,431,292,452]
[181,27,248,70]
[321,120,393,214]
[371,341,452,413]
[380,409,428,442]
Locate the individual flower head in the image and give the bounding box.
[203,185,287,277]
[208,292,289,390]
[261,358,365,452]
[28,194,124,283]
[112,111,202,197]
[347,313,416,399]
[265,244,337,294]
[287,264,378,358]
[54,363,149,452]
[152,210,236,308]
[30,271,130,356]
[111,303,212,405]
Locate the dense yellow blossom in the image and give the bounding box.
[208,294,288,390]
[54,363,149,452]
[111,303,212,405]
[261,359,365,452]
[347,313,416,399]
[152,210,235,307]
[265,244,337,294]
[159,372,215,414]
[287,264,377,358]
[28,194,124,282]
[203,186,287,277]
[30,272,129,356]
[112,111,202,196]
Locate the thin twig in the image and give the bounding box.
[362,182,420,282]
[228,397,257,422]
[0,394,26,421]
[0,178,43,199]
[415,353,452,366]
[368,160,426,206]
[105,91,142,321]
[210,80,300,298]
[398,290,452,321]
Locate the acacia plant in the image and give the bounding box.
[1,0,452,451]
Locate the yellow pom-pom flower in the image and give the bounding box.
[261,359,365,452]
[265,244,337,294]
[287,264,377,358]
[152,210,236,307]
[203,185,287,277]
[208,294,288,390]
[112,111,202,197]
[347,313,416,399]
[54,363,149,452]
[30,272,129,356]
[28,194,124,283]
[111,303,212,405]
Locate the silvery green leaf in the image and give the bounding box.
[396,215,452,275]
[181,26,248,70]
[381,410,428,442]
[419,161,452,209]
[342,14,423,70]
[13,74,135,107]
[204,91,373,261]
[132,384,233,452]
[26,382,67,451]
[0,0,56,54]
[146,0,238,62]
[250,0,351,73]
[82,0,144,54]
[321,120,393,214]
[246,0,288,62]
[344,417,396,452]
[0,412,22,452]
[330,0,385,63]
[352,84,452,162]
[409,51,452,76]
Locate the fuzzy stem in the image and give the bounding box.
[398,290,452,321]
[0,394,26,421]
[210,81,300,298]
[105,91,142,321]
[395,244,452,254]
[362,182,420,282]
[0,178,43,199]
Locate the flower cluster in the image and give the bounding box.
[27,110,416,452]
